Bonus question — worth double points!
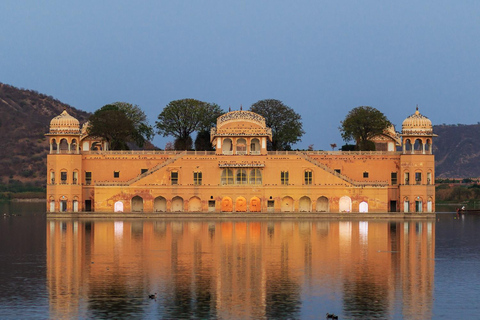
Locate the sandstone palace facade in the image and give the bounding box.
[46,108,435,214]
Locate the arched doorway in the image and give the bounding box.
[250,197,261,212]
[359,201,368,213]
[131,196,143,212]
[339,196,352,212]
[235,196,247,212]
[188,197,202,212]
[114,201,124,212]
[316,196,329,212]
[154,196,167,212]
[221,197,233,212]
[171,196,184,212]
[281,196,294,212]
[299,196,311,212]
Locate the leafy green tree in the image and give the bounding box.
[249,99,304,151]
[340,106,392,151]
[156,99,223,150]
[87,103,153,150]
[112,102,154,147]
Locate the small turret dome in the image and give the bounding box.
[402,107,433,135]
[49,110,81,134]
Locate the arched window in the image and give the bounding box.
[236,169,247,184]
[172,196,184,212]
[59,139,69,153]
[71,139,78,153]
[250,138,260,154]
[414,139,423,154]
[50,171,55,184]
[60,170,68,185]
[51,139,58,153]
[405,139,412,153]
[221,169,234,185]
[72,170,78,185]
[223,139,233,155]
[415,171,422,185]
[236,138,246,155]
[249,169,262,184]
[299,196,311,212]
[131,196,143,212]
[154,196,167,212]
[316,196,329,212]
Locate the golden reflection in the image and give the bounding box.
[47,219,435,319]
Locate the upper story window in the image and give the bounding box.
[281,171,289,185]
[61,171,67,184]
[391,172,398,185]
[221,169,234,185]
[141,169,148,174]
[415,172,422,185]
[236,169,247,184]
[305,170,312,185]
[50,171,55,184]
[334,169,341,174]
[171,171,179,185]
[250,138,260,155]
[85,172,92,185]
[236,139,247,155]
[194,172,202,185]
[72,171,78,185]
[404,172,410,185]
[114,171,120,178]
[363,172,369,178]
[223,139,233,155]
[427,172,432,185]
[249,169,262,184]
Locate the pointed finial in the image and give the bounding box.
[240,105,243,110]
[416,104,418,111]
[229,106,231,112]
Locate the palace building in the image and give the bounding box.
[46,108,435,213]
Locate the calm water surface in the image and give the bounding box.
[0,202,478,319]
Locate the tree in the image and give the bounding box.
[249,99,304,151]
[111,102,154,147]
[87,104,137,150]
[156,99,223,150]
[339,106,391,151]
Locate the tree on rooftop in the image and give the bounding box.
[249,99,304,151]
[339,106,391,151]
[156,99,223,150]
[87,103,153,150]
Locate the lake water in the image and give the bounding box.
[0,202,478,319]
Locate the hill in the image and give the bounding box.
[0,83,90,190]
[433,123,480,178]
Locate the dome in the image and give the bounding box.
[49,110,81,134]
[402,107,433,135]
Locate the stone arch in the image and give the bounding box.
[414,139,423,153]
[316,196,329,212]
[51,138,58,153]
[235,196,247,212]
[171,196,184,212]
[131,196,143,212]
[49,197,56,212]
[299,196,312,212]
[236,138,247,154]
[250,138,260,154]
[281,196,294,212]
[223,138,233,154]
[71,139,78,153]
[221,196,233,212]
[404,139,412,153]
[359,201,368,213]
[59,138,69,152]
[154,196,167,212]
[415,196,423,213]
[339,196,352,212]
[250,197,261,212]
[114,201,124,212]
[59,196,68,212]
[188,196,202,212]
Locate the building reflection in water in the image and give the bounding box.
[46,219,434,319]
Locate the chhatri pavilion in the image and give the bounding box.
[46,108,435,213]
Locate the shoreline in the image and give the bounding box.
[46,212,436,220]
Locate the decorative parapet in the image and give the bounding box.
[217,110,266,127]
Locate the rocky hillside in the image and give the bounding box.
[433,124,480,178]
[0,83,90,188]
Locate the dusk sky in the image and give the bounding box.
[2,1,479,150]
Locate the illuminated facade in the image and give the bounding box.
[46,108,435,213]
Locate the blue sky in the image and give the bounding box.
[1,1,479,149]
